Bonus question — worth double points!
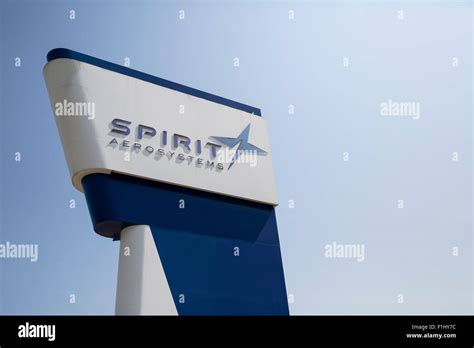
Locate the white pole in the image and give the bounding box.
[115,225,177,315]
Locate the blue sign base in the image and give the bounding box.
[82,173,289,315]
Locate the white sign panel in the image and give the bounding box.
[43,51,278,206]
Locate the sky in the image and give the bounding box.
[0,0,472,314]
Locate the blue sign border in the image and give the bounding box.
[47,48,262,116]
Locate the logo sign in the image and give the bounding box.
[44,52,278,205]
[108,118,268,171]
[210,124,267,169]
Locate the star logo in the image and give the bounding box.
[210,124,267,169]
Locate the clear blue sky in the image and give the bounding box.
[0,0,472,314]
